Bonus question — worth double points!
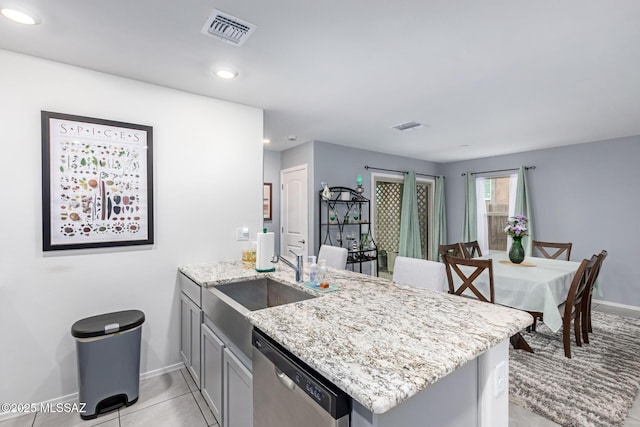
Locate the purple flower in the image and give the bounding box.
[505,215,529,237]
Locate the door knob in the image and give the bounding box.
[298,239,306,244]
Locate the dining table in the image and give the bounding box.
[455,251,584,352]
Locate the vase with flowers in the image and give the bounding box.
[504,215,528,264]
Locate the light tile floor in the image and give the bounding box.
[2,305,639,427]
[0,368,217,427]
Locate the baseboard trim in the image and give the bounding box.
[592,299,640,312]
[0,362,185,422]
[140,362,184,380]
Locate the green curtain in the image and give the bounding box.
[399,171,422,258]
[461,173,477,242]
[430,176,447,261]
[514,166,533,255]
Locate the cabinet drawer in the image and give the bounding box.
[179,273,201,307]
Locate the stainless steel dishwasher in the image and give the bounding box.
[252,328,351,427]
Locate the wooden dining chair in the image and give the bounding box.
[438,243,464,262]
[443,254,534,352]
[558,256,593,358]
[460,241,483,259]
[443,255,494,303]
[581,250,608,343]
[531,240,573,261]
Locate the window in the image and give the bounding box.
[484,179,492,201]
[482,176,511,251]
[372,174,433,273]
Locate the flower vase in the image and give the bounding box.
[509,236,525,264]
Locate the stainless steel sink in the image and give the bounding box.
[202,278,315,359]
[216,278,315,311]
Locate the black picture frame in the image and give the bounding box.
[263,183,272,221]
[41,111,154,251]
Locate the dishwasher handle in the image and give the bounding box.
[276,368,296,390]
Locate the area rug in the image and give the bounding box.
[509,311,640,426]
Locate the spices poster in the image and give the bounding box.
[42,111,154,251]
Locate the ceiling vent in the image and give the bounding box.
[201,9,257,46]
[392,121,424,132]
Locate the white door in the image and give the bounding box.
[280,165,308,258]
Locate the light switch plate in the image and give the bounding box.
[236,227,249,241]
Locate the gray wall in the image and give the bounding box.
[0,49,263,404]
[441,136,640,307]
[263,149,281,250]
[281,140,314,170]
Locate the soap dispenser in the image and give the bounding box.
[309,256,318,286]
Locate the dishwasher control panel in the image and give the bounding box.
[294,371,324,403]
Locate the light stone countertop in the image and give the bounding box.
[178,260,532,414]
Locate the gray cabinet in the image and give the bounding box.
[223,347,253,427]
[201,323,224,423]
[180,273,202,387]
[201,316,253,427]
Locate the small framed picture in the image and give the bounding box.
[263,183,272,221]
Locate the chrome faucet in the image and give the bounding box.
[271,250,304,283]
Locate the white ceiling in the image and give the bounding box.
[1,0,639,162]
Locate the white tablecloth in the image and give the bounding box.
[456,252,582,332]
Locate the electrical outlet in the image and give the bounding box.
[494,361,506,397]
[236,227,249,241]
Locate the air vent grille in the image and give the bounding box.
[392,121,424,132]
[201,9,257,46]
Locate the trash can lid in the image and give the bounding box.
[71,310,145,338]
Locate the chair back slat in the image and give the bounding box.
[581,249,608,341]
[563,257,593,320]
[460,241,483,258]
[438,243,464,262]
[584,250,607,298]
[443,255,494,303]
[532,240,572,260]
[560,257,591,358]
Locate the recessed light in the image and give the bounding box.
[1,8,38,25]
[214,67,238,79]
[263,138,271,144]
[287,135,297,141]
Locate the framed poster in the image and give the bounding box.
[41,111,154,251]
[263,183,272,221]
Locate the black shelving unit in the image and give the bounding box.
[318,186,378,276]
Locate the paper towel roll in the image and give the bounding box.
[256,231,275,272]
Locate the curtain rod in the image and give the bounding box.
[461,166,536,176]
[364,165,442,179]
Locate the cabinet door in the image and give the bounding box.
[180,293,192,366]
[180,292,201,386]
[223,348,253,427]
[190,302,201,386]
[201,324,224,424]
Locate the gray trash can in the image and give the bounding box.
[71,310,145,420]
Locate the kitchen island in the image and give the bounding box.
[179,260,532,427]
